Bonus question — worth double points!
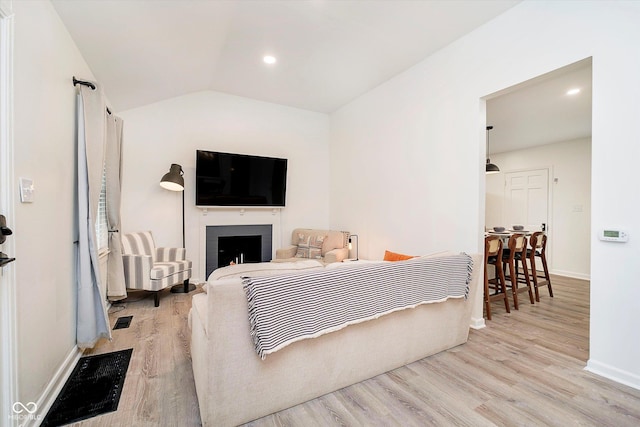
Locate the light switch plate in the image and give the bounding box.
[19,178,34,203]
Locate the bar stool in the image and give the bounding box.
[528,232,553,302]
[502,233,535,310]
[484,235,510,320]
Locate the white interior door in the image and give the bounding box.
[0,6,17,425]
[504,168,549,232]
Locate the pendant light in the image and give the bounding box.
[485,125,500,174]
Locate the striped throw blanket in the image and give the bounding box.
[243,253,473,359]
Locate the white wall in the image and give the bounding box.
[486,138,591,279]
[10,0,640,410]
[118,91,330,282]
[12,0,95,404]
[330,1,640,388]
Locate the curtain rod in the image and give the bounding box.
[72,76,95,90]
[72,76,112,115]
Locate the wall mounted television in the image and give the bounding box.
[195,150,288,207]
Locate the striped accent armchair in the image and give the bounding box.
[121,231,192,307]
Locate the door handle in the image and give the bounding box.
[0,214,15,264]
[0,214,12,244]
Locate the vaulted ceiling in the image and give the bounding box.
[51,0,590,153]
[52,0,519,113]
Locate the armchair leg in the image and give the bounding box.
[154,291,160,307]
[170,279,196,294]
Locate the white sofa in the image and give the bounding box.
[274,228,350,263]
[189,253,481,426]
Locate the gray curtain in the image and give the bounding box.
[106,114,127,300]
[76,84,110,348]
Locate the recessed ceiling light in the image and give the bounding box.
[566,88,581,96]
[263,55,276,65]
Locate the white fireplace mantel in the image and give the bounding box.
[198,206,283,216]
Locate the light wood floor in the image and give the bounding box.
[76,275,640,426]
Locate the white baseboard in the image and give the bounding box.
[29,346,83,427]
[550,269,590,281]
[585,359,640,391]
[469,316,486,330]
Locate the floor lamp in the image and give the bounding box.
[160,163,196,293]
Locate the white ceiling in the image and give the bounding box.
[487,59,592,154]
[51,0,520,113]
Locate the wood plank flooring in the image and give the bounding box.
[75,275,640,426]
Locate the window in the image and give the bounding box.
[95,163,108,252]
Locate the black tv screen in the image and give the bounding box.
[196,150,287,207]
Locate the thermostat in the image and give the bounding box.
[599,229,628,242]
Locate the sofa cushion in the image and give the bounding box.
[325,259,384,269]
[383,250,417,262]
[294,232,310,258]
[150,260,192,279]
[321,231,345,255]
[295,233,325,259]
[206,259,325,285]
[122,231,156,261]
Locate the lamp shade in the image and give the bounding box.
[160,164,184,191]
[486,160,500,174]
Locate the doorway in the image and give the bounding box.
[484,58,592,281]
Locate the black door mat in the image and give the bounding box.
[41,348,133,426]
[113,315,133,330]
